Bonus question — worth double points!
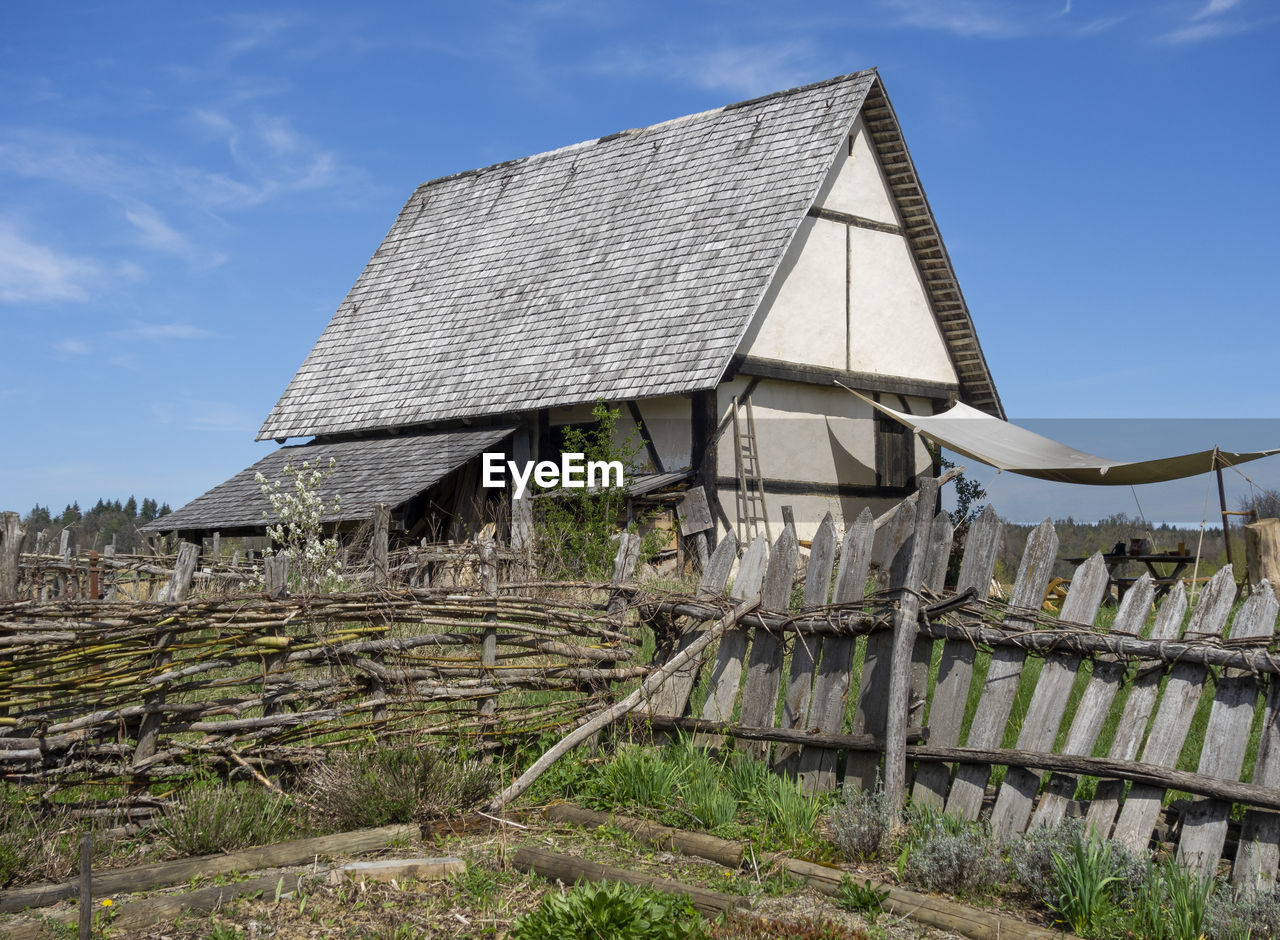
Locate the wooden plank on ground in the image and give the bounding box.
[775,513,837,773]
[798,506,876,792]
[944,519,1058,822]
[1112,568,1237,852]
[1235,583,1280,890]
[1083,581,1187,838]
[846,501,916,791]
[989,553,1110,839]
[1178,577,1275,881]
[643,532,738,718]
[1032,574,1155,830]
[912,505,1003,809]
[738,524,800,762]
[698,537,768,729]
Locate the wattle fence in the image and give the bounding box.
[5,484,1280,889]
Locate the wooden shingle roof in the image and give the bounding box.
[142,428,514,533]
[258,70,1000,441]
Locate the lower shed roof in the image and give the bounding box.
[142,427,515,534]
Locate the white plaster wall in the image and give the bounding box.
[737,216,846,369]
[709,380,938,541]
[815,117,899,225]
[548,396,691,474]
[847,227,958,384]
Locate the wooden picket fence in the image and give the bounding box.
[641,480,1280,890]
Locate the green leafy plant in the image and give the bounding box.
[587,746,685,812]
[160,783,295,857]
[534,401,654,579]
[305,746,494,829]
[684,773,738,830]
[509,880,706,940]
[750,774,824,848]
[1158,856,1213,940]
[1048,832,1123,936]
[835,875,890,923]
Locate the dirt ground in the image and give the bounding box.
[9,815,966,939]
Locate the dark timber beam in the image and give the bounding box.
[730,355,957,402]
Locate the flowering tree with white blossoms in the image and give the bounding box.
[255,457,345,592]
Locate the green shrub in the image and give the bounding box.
[828,784,893,861]
[750,775,824,848]
[724,752,771,805]
[587,746,684,812]
[1207,883,1280,939]
[161,783,295,856]
[305,746,494,830]
[509,881,706,940]
[901,810,1004,898]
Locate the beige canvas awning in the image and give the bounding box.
[847,389,1280,486]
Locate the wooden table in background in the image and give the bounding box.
[1065,553,1194,602]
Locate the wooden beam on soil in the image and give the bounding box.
[0,823,418,915]
[545,803,744,869]
[510,846,747,915]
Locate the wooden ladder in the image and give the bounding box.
[731,394,771,545]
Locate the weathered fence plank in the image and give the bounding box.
[1112,568,1237,852]
[989,552,1109,838]
[643,532,738,719]
[846,501,916,791]
[698,537,767,730]
[738,525,800,762]
[799,507,876,792]
[775,513,837,773]
[1236,591,1280,890]
[912,505,1003,809]
[1178,579,1276,881]
[0,512,23,602]
[1083,580,1187,838]
[1033,573,1155,830]
[945,519,1058,821]
[908,511,953,757]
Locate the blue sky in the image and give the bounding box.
[2,1,1277,523]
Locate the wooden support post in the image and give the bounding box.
[478,540,499,723]
[0,511,22,602]
[264,556,289,599]
[510,428,536,581]
[607,533,642,621]
[371,503,390,585]
[211,531,220,563]
[883,477,936,811]
[77,833,91,940]
[1216,448,1235,573]
[59,528,71,563]
[88,550,99,600]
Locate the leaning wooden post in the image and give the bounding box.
[510,428,537,582]
[371,503,390,585]
[607,533,642,622]
[485,597,760,812]
[883,477,937,813]
[0,511,23,602]
[133,541,199,778]
[477,540,499,723]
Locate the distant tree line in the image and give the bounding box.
[20,497,172,555]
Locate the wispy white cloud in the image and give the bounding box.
[152,398,253,433]
[115,320,214,341]
[590,39,823,99]
[1193,0,1242,20]
[1155,0,1274,43]
[122,201,192,256]
[52,338,90,356]
[220,13,299,59]
[0,221,101,303]
[877,0,1032,38]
